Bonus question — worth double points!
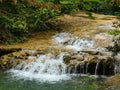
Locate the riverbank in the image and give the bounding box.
[0,11,116,49]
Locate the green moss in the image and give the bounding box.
[108,29,120,36]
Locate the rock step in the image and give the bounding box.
[0,48,21,57]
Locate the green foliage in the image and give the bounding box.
[61,4,79,14]
[38,0,120,14]
[0,15,13,29]
[6,36,27,44]
[76,76,98,90]
[0,1,60,44]
[108,29,120,36]
[86,11,95,19]
[1,0,120,44]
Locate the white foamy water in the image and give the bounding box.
[53,32,94,51]
[9,32,95,82]
[9,53,70,82]
[98,24,115,30]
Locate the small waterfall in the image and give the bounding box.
[114,54,120,75]
[53,32,94,51]
[8,32,116,83]
[9,53,70,82]
[114,63,117,75]
[79,64,85,74]
[114,61,120,75]
[74,65,77,74]
[86,63,89,74]
[95,62,100,75]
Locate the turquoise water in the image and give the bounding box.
[1,72,119,90]
[0,72,100,90]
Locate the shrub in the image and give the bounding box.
[0,1,60,44]
[108,29,120,36]
[61,4,79,14]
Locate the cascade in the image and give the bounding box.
[79,64,85,74]
[9,53,70,82]
[53,32,94,51]
[95,62,100,75]
[74,65,77,74]
[86,63,89,74]
[8,32,116,83]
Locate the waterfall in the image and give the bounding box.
[79,64,85,74]
[53,32,94,51]
[9,53,70,82]
[86,63,89,74]
[9,32,113,82]
[114,54,120,74]
[95,62,100,75]
[74,65,77,74]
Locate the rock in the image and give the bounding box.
[99,51,112,56]
[0,48,21,56]
[63,54,71,64]
[106,74,120,86]
[37,50,46,54]
[114,53,120,61]
[71,55,83,61]
[25,50,37,56]
[69,59,79,65]
[65,47,116,75]
[94,33,113,47]
[113,20,120,30]
[81,49,100,55]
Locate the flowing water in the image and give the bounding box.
[53,33,94,51]
[95,62,100,75]
[0,32,117,90]
[8,53,70,82]
[0,72,102,90]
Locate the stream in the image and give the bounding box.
[0,32,118,90]
[0,13,119,90]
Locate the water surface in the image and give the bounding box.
[0,72,101,90]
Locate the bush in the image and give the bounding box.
[108,29,120,36]
[61,4,79,14]
[0,1,60,43]
[78,0,120,14]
